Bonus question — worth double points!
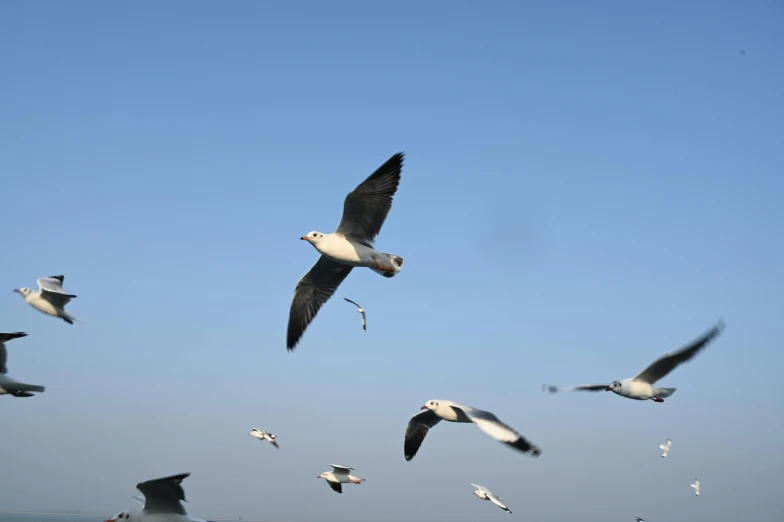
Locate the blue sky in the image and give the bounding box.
[1,1,782,521]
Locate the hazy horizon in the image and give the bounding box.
[2,1,782,521]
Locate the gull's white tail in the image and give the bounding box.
[349,475,366,484]
[656,387,676,398]
[370,253,404,279]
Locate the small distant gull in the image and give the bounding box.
[404,399,542,461]
[104,473,214,522]
[0,332,45,398]
[659,438,672,458]
[287,153,405,351]
[471,484,512,514]
[691,479,700,496]
[317,464,366,494]
[343,298,367,333]
[14,275,80,324]
[248,428,279,449]
[542,320,725,402]
[635,518,647,522]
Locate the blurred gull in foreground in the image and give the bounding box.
[105,473,214,522]
[0,332,45,398]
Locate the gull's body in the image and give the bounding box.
[0,332,45,398]
[104,473,213,522]
[471,484,512,514]
[404,399,542,461]
[287,153,405,351]
[691,479,700,496]
[343,298,366,332]
[317,464,365,494]
[13,275,80,324]
[543,320,725,402]
[659,438,672,458]
[248,428,279,449]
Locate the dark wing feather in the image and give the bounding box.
[634,320,725,384]
[136,473,190,515]
[327,481,342,494]
[0,333,27,374]
[542,383,607,393]
[336,153,403,243]
[287,256,353,351]
[404,409,442,461]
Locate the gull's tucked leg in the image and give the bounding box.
[372,257,395,272]
[651,397,664,403]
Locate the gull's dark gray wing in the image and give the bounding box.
[404,408,442,461]
[542,383,608,393]
[287,256,353,351]
[327,481,342,494]
[0,332,27,374]
[343,297,362,309]
[336,153,403,244]
[634,320,725,384]
[136,473,190,515]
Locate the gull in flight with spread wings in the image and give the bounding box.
[287,153,405,351]
[542,320,725,402]
[0,332,45,398]
[471,484,512,514]
[104,473,213,522]
[691,479,700,496]
[343,298,367,333]
[248,428,279,449]
[14,275,80,324]
[659,438,672,458]
[317,464,366,494]
[404,400,542,461]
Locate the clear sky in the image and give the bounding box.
[1,1,782,521]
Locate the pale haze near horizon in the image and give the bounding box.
[1,1,782,521]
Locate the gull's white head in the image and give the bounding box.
[249,429,260,436]
[473,489,487,500]
[421,400,442,413]
[606,380,622,393]
[317,471,332,480]
[105,510,131,522]
[300,231,325,246]
[13,288,32,298]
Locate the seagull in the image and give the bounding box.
[104,473,214,522]
[343,298,366,333]
[248,428,279,448]
[287,153,405,351]
[659,438,672,458]
[404,399,542,461]
[317,464,366,494]
[13,275,80,324]
[0,332,45,398]
[691,479,700,496]
[542,320,725,402]
[635,518,647,522]
[471,484,512,514]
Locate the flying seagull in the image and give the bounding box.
[691,479,700,496]
[248,428,279,449]
[14,275,80,324]
[471,484,512,514]
[104,473,214,522]
[404,399,542,461]
[542,320,725,402]
[317,464,366,494]
[343,298,366,333]
[287,153,405,351]
[0,332,45,398]
[635,518,647,522]
[659,438,672,458]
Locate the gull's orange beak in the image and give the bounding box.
[301,236,310,241]
[317,475,322,478]
[605,387,612,391]
[421,405,428,410]
[104,519,114,522]
[12,289,20,294]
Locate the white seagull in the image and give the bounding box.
[317,464,366,494]
[542,320,725,402]
[104,473,213,522]
[0,332,45,398]
[471,484,512,514]
[248,428,279,448]
[13,275,80,324]
[659,438,672,458]
[691,479,700,496]
[287,153,404,351]
[404,400,542,461]
[635,518,647,522]
[343,298,367,333]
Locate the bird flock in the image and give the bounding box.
[3,152,726,521]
